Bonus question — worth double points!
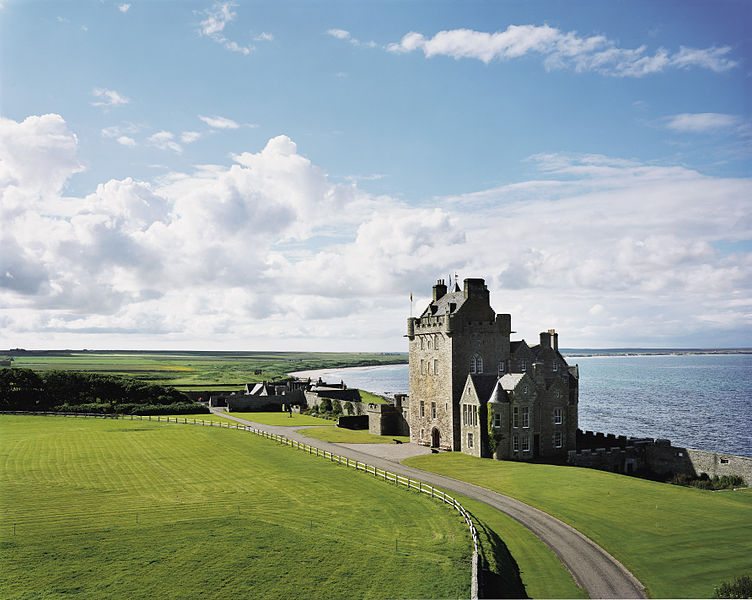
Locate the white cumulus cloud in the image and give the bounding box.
[1,114,751,350]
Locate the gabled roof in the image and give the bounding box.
[510,340,529,354]
[468,374,498,402]
[499,373,527,391]
[421,290,467,317]
[248,382,265,395]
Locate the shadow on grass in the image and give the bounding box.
[471,512,529,599]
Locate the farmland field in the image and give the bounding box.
[3,350,407,390]
[0,415,468,599]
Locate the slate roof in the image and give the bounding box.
[510,340,528,353]
[487,379,509,404]
[499,373,526,391]
[468,374,498,403]
[421,290,467,317]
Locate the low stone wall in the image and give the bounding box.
[571,429,751,482]
[226,390,305,412]
[648,445,752,482]
[337,415,369,430]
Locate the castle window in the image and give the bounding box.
[467,432,474,448]
[434,359,438,375]
[470,354,483,374]
[522,435,530,452]
[554,431,563,448]
[420,401,425,417]
[513,435,519,452]
[513,407,519,428]
[463,404,467,426]
[553,361,558,372]
[493,412,501,428]
[472,405,477,426]
[554,408,563,424]
[427,338,431,350]
[522,407,529,428]
[434,334,440,349]
[420,428,424,440]
[720,458,729,464]
[420,336,424,350]
[421,359,425,375]
[520,360,526,372]
[431,402,437,419]
[498,361,505,375]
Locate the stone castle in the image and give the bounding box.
[406,278,579,459]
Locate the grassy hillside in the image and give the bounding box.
[404,453,752,598]
[0,416,468,599]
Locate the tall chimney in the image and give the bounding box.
[548,329,558,351]
[540,332,551,348]
[433,279,447,301]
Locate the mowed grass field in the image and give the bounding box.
[0,416,470,599]
[405,453,752,598]
[298,427,411,445]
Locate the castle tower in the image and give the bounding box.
[406,278,512,450]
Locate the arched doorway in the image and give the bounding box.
[431,427,441,448]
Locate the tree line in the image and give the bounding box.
[0,368,208,415]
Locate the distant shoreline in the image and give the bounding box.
[561,348,752,358]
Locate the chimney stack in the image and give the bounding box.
[433,279,447,301]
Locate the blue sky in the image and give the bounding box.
[1,0,750,350]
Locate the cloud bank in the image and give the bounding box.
[1,114,750,349]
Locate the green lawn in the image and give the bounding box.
[454,493,587,599]
[357,389,389,404]
[404,453,752,598]
[298,427,411,445]
[224,411,333,427]
[1,415,469,599]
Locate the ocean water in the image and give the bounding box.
[292,353,752,457]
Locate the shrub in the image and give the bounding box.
[344,401,354,416]
[319,398,332,413]
[713,574,752,598]
[331,399,343,415]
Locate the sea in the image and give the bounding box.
[291,353,752,458]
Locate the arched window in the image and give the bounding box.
[434,334,440,349]
[470,354,483,374]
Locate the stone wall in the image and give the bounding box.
[571,429,752,482]
[366,403,410,436]
[226,390,305,412]
[337,415,369,430]
[647,445,752,482]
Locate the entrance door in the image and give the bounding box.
[431,428,441,448]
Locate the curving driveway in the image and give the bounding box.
[213,410,646,599]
